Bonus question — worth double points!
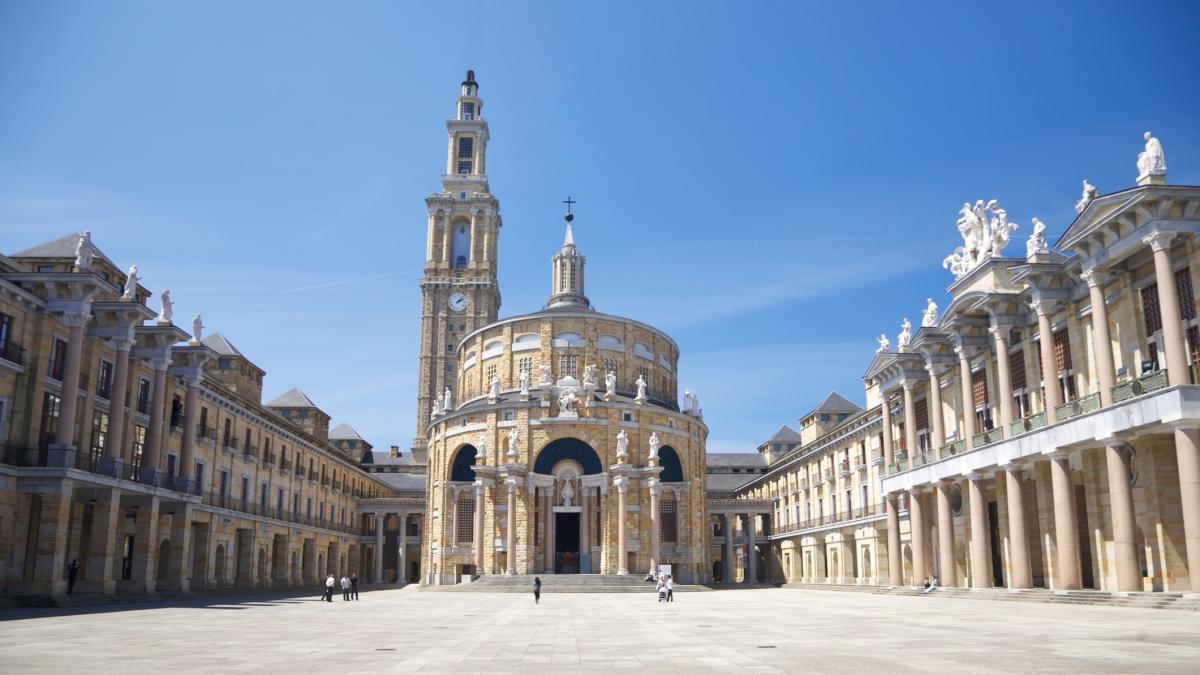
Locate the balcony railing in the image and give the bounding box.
[870,448,884,464]
[971,428,1003,447]
[280,458,293,472]
[243,444,259,461]
[939,439,966,458]
[308,469,319,482]
[0,341,26,366]
[774,503,881,535]
[1112,369,1169,403]
[0,445,197,495]
[1054,392,1102,421]
[199,491,357,535]
[197,425,217,444]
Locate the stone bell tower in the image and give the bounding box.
[413,70,502,454]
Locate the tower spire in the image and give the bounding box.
[547,201,590,310]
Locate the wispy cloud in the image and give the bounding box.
[280,270,415,294]
[311,173,397,237]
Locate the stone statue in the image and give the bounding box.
[1026,217,1048,259]
[558,387,579,415]
[477,436,487,464]
[690,391,702,418]
[946,199,1018,278]
[122,265,139,300]
[158,289,173,324]
[443,386,452,412]
[1075,179,1097,214]
[430,398,440,421]
[191,313,204,343]
[507,427,519,460]
[1137,131,1166,178]
[605,370,616,396]
[560,479,575,507]
[74,231,95,271]
[616,429,629,462]
[488,375,500,400]
[635,374,648,401]
[519,369,530,396]
[582,363,598,388]
[897,318,912,351]
[538,362,553,386]
[875,334,891,354]
[921,298,938,328]
[648,432,661,462]
[684,388,694,413]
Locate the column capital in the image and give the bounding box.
[1048,449,1072,461]
[964,471,986,481]
[59,311,91,328]
[1079,268,1108,288]
[987,323,1013,340]
[1143,230,1178,253]
[900,379,917,393]
[1029,300,1055,318]
[953,345,978,361]
[112,336,136,351]
[149,355,172,371]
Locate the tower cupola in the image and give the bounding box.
[546,203,591,310]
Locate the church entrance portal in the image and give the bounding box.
[555,512,581,573]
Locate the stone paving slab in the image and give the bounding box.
[1,587,1198,673]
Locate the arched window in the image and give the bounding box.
[660,492,678,543]
[456,496,475,544]
[451,223,471,267]
[449,444,478,481]
[658,445,684,482]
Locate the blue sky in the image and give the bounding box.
[2,1,1198,453]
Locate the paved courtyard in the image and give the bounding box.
[1,586,1198,673]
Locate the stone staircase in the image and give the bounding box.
[781,582,1200,611]
[422,573,712,594]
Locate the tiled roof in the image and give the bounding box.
[374,472,427,491]
[329,422,364,441]
[368,451,417,466]
[803,391,862,418]
[706,452,767,468]
[12,231,118,268]
[201,332,243,357]
[766,425,801,444]
[265,387,319,408]
[706,473,755,492]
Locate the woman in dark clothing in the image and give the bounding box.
[533,576,542,604]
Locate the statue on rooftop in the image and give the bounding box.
[1026,218,1049,259]
[519,369,530,396]
[897,318,912,351]
[74,231,95,272]
[648,431,661,462]
[616,429,629,462]
[558,387,579,416]
[443,386,453,412]
[582,363,598,388]
[158,289,173,324]
[1075,179,1098,214]
[191,313,204,343]
[635,374,648,402]
[1137,131,1166,179]
[538,362,553,387]
[922,298,938,328]
[507,427,519,460]
[605,370,617,398]
[488,375,500,400]
[876,334,891,354]
[122,265,140,300]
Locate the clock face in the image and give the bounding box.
[448,292,468,312]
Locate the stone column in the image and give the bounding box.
[1083,270,1118,406]
[178,375,201,484]
[580,489,590,557]
[374,511,384,583]
[1033,301,1061,424]
[468,211,478,264]
[506,479,518,575]
[80,487,121,594]
[129,495,161,594]
[927,365,946,452]
[649,483,661,575]
[909,488,927,585]
[956,346,977,449]
[441,212,452,265]
[902,382,918,456]
[473,485,485,574]
[34,481,75,595]
[425,213,436,261]
[1174,426,1200,592]
[1145,232,1189,386]
[1049,452,1081,589]
[967,472,992,588]
[991,325,1015,434]
[885,493,902,587]
[142,356,171,472]
[880,394,896,464]
[1105,444,1140,591]
[105,337,135,460]
[161,505,193,592]
[746,514,758,584]
[723,514,734,583]
[936,481,956,587]
[544,486,555,572]
[398,513,408,582]
[1004,464,1031,589]
[615,477,629,575]
[53,313,90,449]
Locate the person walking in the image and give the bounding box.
[666,575,674,602]
[657,578,666,602]
[341,574,351,601]
[324,574,335,602]
[66,559,80,594]
[532,576,541,604]
[350,573,359,600]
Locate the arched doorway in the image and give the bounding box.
[862,547,872,584]
[534,438,603,574]
[214,544,226,586]
[156,539,170,581]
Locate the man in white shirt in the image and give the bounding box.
[324,574,335,602]
[340,575,351,601]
